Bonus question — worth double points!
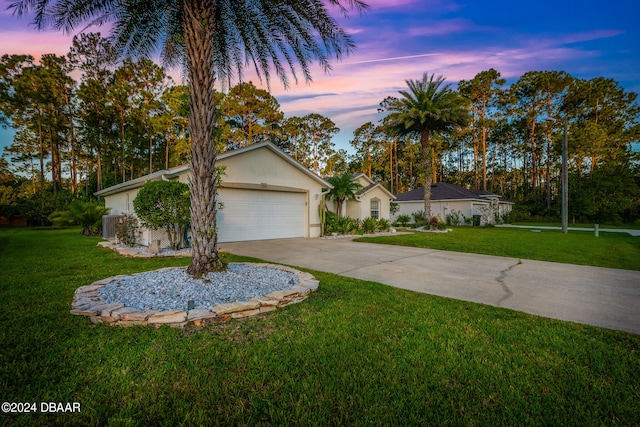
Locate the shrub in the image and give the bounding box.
[333,216,359,235]
[396,214,411,227]
[411,210,425,224]
[19,188,74,226]
[324,211,338,234]
[48,200,110,236]
[446,210,463,226]
[115,213,139,247]
[377,218,391,231]
[361,217,378,234]
[133,180,190,250]
[429,215,440,230]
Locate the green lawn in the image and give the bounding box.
[512,221,640,230]
[357,227,640,271]
[1,227,639,426]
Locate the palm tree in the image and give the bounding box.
[383,72,470,220]
[11,0,368,277]
[327,174,363,218]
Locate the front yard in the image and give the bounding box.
[357,226,640,271]
[1,227,639,425]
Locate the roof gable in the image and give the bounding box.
[95,142,331,197]
[323,172,395,199]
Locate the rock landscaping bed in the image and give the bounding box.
[323,229,402,239]
[83,241,318,328]
[71,263,319,328]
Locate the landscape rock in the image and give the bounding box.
[72,263,319,328]
[110,306,139,320]
[119,310,158,322]
[147,310,187,324]
[250,297,280,307]
[230,308,261,319]
[187,309,217,321]
[300,279,320,291]
[212,301,261,315]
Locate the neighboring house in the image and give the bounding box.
[392,182,513,225]
[325,173,396,221]
[96,142,332,246]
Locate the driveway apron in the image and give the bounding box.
[222,238,640,335]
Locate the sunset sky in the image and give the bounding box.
[1,0,639,156]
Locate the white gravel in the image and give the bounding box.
[98,264,298,311]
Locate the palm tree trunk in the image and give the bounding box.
[184,0,226,277]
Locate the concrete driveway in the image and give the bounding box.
[222,237,640,335]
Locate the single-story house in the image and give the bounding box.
[325,173,395,221]
[392,182,513,225]
[96,142,332,246]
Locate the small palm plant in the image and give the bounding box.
[48,200,110,236]
[327,174,364,219]
[377,218,391,231]
[361,217,378,234]
[395,214,411,227]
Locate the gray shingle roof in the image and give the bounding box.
[395,183,510,202]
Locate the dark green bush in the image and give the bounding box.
[395,214,411,227]
[133,180,190,250]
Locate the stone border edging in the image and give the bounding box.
[70,263,319,328]
[97,241,191,258]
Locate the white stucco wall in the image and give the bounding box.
[325,175,393,221]
[101,143,328,242]
[393,199,512,225]
[217,146,326,238]
[347,187,392,220]
[392,199,481,223]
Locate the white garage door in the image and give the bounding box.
[217,189,305,242]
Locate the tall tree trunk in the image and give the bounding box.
[96,149,102,192]
[421,130,432,220]
[431,149,437,184]
[148,127,154,174]
[47,124,59,194]
[480,101,488,191]
[590,97,600,174]
[490,145,497,192]
[165,135,170,169]
[37,120,45,189]
[394,137,399,193]
[472,118,478,190]
[545,129,552,208]
[184,0,226,277]
[64,95,78,194]
[389,139,393,193]
[529,116,538,193]
[120,112,126,183]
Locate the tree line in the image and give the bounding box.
[352,70,639,224]
[1,36,639,225]
[0,33,346,196]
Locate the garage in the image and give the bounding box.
[97,142,330,246]
[217,188,306,242]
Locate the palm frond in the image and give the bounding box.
[8,0,364,89]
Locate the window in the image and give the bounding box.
[370,199,380,219]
